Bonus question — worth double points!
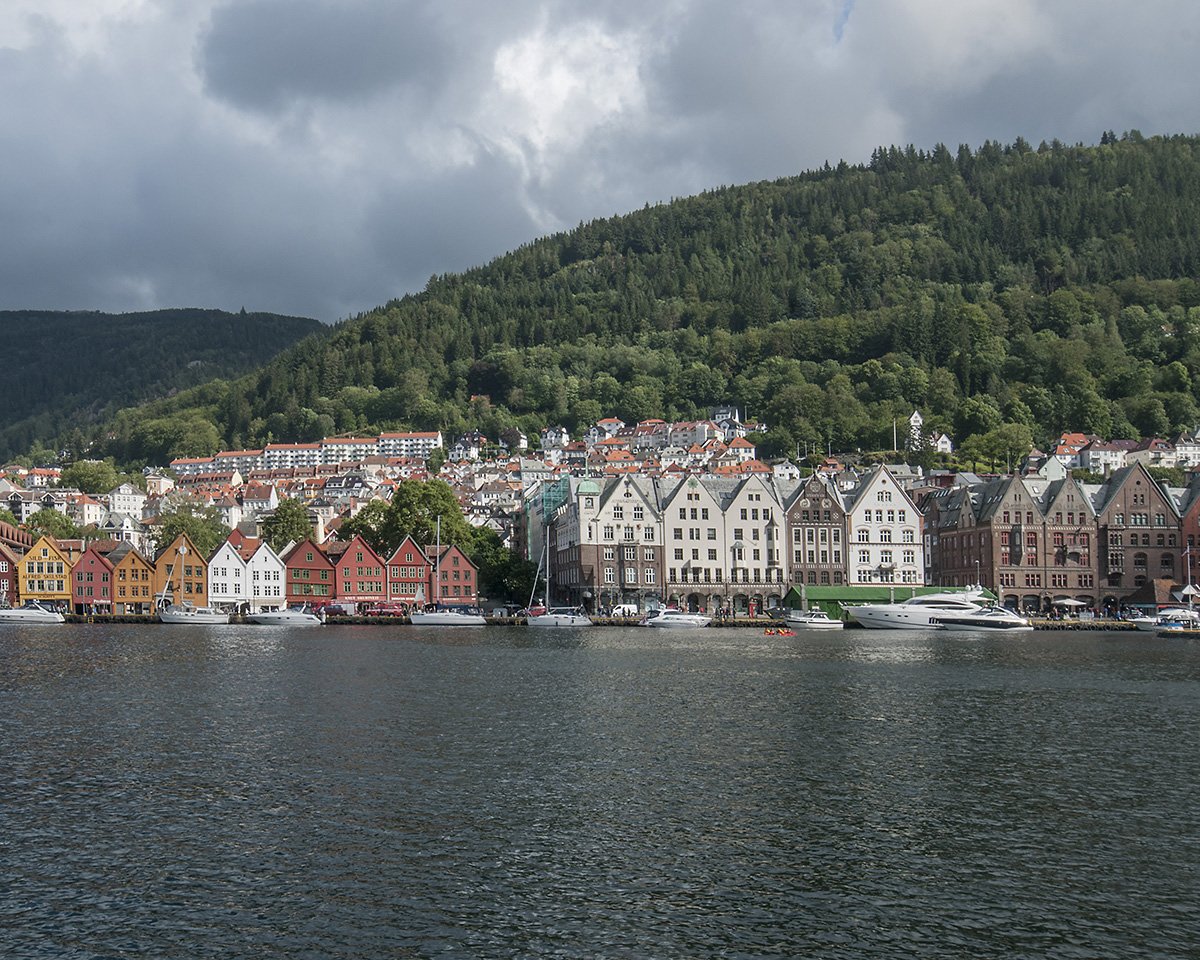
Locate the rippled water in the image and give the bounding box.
[2,624,1198,958]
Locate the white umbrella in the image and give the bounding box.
[1053,598,1087,607]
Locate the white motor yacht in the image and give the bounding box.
[409,605,488,626]
[641,607,712,628]
[785,609,844,630]
[527,606,593,627]
[247,604,324,626]
[159,602,230,624]
[930,605,1034,631]
[1131,608,1200,632]
[846,588,988,630]
[0,600,65,623]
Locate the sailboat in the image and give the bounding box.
[526,535,592,628]
[408,517,487,626]
[158,543,228,624]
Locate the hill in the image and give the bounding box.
[82,132,1200,466]
[0,308,324,462]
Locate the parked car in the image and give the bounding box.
[318,602,351,617]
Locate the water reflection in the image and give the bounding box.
[2,624,1197,958]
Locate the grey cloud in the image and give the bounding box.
[200,0,451,112]
[2,1,1200,324]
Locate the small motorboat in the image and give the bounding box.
[0,600,65,623]
[408,605,488,626]
[641,607,711,628]
[526,606,593,627]
[930,606,1034,631]
[159,602,230,624]
[785,609,844,630]
[247,604,324,626]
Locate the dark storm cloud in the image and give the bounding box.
[200,0,450,112]
[1,1,1199,323]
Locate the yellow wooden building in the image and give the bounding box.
[152,532,209,608]
[109,542,156,615]
[18,535,83,608]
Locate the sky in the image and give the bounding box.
[2,0,1198,323]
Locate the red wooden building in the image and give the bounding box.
[72,541,117,614]
[424,542,479,606]
[283,538,335,606]
[385,535,431,606]
[326,534,386,612]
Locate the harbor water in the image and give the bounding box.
[2,624,1198,958]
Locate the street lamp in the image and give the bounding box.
[975,558,981,587]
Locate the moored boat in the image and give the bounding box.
[931,606,1034,631]
[160,602,229,624]
[0,600,65,623]
[409,605,488,626]
[1131,608,1200,632]
[785,609,844,630]
[247,604,324,626]
[846,587,988,630]
[527,606,592,627]
[641,607,711,628]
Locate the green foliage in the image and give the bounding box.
[57,459,122,495]
[153,503,229,557]
[1148,466,1188,487]
[24,509,79,540]
[67,135,1200,462]
[339,480,471,557]
[0,308,321,463]
[260,498,315,553]
[0,507,17,526]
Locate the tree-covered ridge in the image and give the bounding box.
[95,133,1200,466]
[1,308,323,463]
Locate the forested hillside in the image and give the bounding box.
[0,309,323,462]
[89,132,1200,466]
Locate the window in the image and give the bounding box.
[613,505,624,520]
[633,505,644,521]
[604,568,615,584]
[674,528,683,540]
[643,548,655,561]
[644,568,655,584]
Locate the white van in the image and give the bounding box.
[611,604,640,618]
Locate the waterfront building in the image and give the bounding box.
[246,538,287,612]
[924,471,1098,612]
[326,535,386,612]
[108,542,155,615]
[283,539,335,605]
[0,540,21,608]
[844,466,925,585]
[153,533,210,609]
[784,472,846,589]
[18,535,80,608]
[1091,462,1182,605]
[659,475,731,613]
[424,542,479,606]
[574,475,664,614]
[385,536,431,606]
[208,532,251,613]
[71,542,115,614]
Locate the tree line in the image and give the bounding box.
[43,132,1200,467]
